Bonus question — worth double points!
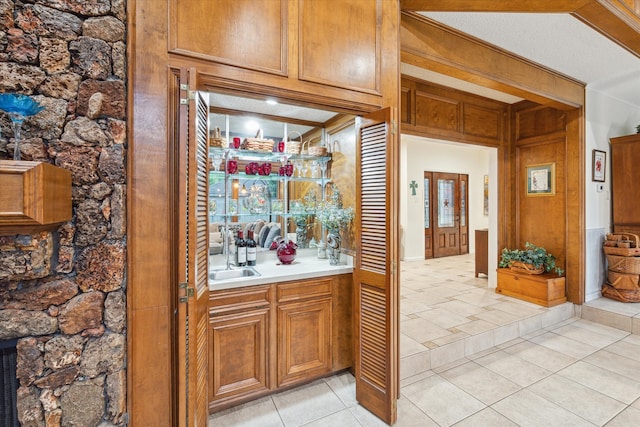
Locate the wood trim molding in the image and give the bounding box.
[400,12,586,109]
[400,0,592,12]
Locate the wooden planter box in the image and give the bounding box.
[496,268,566,307]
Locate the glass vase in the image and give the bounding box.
[327,228,341,265]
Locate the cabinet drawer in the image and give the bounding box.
[276,278,332,303]
[210,285,272,316]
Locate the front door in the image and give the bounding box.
[426,172,469,258]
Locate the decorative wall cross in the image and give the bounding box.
[409,180,418,196]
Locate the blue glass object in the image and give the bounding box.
[0,94,44,160]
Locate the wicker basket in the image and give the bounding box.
[603,233,640,256]
[607,271,640,290]
[241,138,275,152]
[606,254,640,274]
[308,146,327,156]
[602,283,640,302]
[508,261,544,275]
[285,131,302,154]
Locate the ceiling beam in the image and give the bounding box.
[400,0,640,58]
[401,12,585,109]
[573,1,640,58]
[400,0,591,13]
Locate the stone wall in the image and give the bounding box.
[0,1,127,426]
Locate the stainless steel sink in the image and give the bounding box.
[210,267,260,281]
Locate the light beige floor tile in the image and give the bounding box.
[401,333,429,357]
[491,389,596,427]
[401,317,452,343]
[557,361,640,405]
[540,305,577,328]
[209,396,284,427]
[518,315,543,336]
[453,407,519,427]
[474,350,553,387]
[302,408,361,427]
[271,380,345,427]
[550,323,623,349]
[494,322,520,346]
[393,397,439,427]
[528,331,600,359]
[432,330,470,347]
[488,300,543,317]
[453,291,503,308]
[324,373,357,408]
[400,349,431,379]
[474,309,522,326]
[439,361,521,405]
[584,349,640,382]
[604,340,640,362]
[402,374,486,426]
[622,333,640,346]
[502,340,577,372]
[464,330,495,356]
[401,299,433,316]
[581,305,633,332]
[430,340,466,370]
[400,369,436,388]
[416,307,472,329]
[565,318,629,340]
[456,319,498,335]
[435,300,488,317]
[603,405,640,427]
[585,298,640,316]
[528,374,626,425]
[347,405,389,427]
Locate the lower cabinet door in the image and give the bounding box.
[209,307,270,409]
[277,298,332,387]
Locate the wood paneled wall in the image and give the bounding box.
[401,76,508,147]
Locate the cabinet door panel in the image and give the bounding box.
[168,0,287,75]
[299,0,381,95]
[209,309,270,407]
[278,298,332,387]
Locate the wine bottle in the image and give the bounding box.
[246,230,257,266]
[236,230,247,267]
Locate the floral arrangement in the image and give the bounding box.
[314,186,354,231]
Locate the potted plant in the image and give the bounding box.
[499,242,564,276]
[496,242,566,307]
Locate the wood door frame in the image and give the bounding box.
[424,171,470,258]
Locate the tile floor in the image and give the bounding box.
[210,254,640,426]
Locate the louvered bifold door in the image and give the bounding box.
[354,108,399,425]
[178,68,210,427]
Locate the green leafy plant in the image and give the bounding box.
[636,124,640,134]
[499,242,564,276]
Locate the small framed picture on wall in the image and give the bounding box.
[592,149,606,182]
[526,162,555,196]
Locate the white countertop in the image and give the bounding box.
[209,249,353,290]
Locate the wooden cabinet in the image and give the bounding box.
[0,161,72,235]
[496,268,566,307]
[475,229,488,277]
[209,274,352,413]
[208,285,273,411]
[611,134,640,234]
[276,279,332,387]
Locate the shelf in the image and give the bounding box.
[209,147,331,163]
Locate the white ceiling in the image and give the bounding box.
[408,12,640,107]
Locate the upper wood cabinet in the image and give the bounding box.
[611,133,640,234]
[168,0,384,107]
[0,161,72,235]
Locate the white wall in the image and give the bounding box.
[585,87,640,301]
[400,136,497,286]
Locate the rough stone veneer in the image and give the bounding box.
[0,1,127,425]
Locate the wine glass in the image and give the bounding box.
[299,161,308,178]
[292,159,304,177]
[212,152,223,171]
[0,94,44,160]
[319,160,328,179]
[310,161,319,178]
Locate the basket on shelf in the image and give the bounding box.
[209,126,227,148]
[607,270,640,290]
[241,138,275,152]
[308,146,327,156]
[285,131,302,155]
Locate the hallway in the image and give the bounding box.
[209,255,640,426]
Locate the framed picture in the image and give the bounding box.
[526,162,555,196]
[592,149,606,182]
[483,175,489,216]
